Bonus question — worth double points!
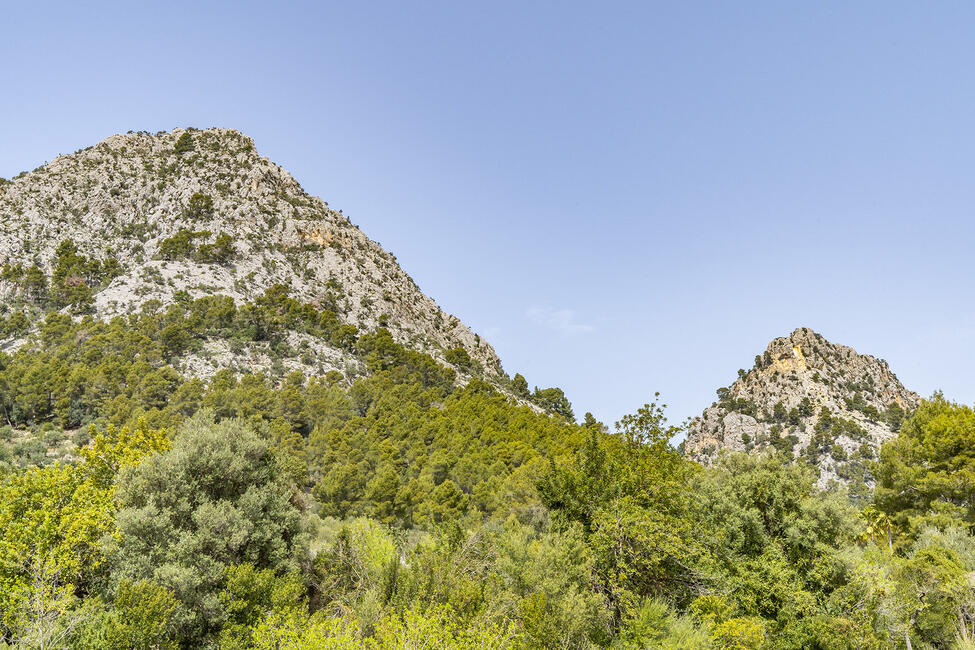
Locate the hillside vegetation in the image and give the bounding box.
[2,131,975,649]
[3,297,974,648]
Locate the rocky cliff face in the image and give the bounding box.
[0,128,501,379]
[684,327,919,487]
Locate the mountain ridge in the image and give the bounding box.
[0,127,502,382]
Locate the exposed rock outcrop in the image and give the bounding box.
[685,327,919,487]
[0,128,501,379]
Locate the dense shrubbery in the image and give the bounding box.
[2,288,975,648]
[0,288,354,431]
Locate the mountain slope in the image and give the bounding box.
[684,327,919,487]
[0,128,500,379]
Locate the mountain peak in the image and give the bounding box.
[685,328,918,489]
[0,127,502,380]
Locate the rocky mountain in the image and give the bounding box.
[684,327,919,488]
[0,128,501,381]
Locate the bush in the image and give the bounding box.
[174,132,194,155]
[157,229,205,260]
[444,347,475,371]
[185,193,214,221]
[195,232,234,264]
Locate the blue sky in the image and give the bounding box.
[2,2,974,428]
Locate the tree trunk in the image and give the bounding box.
[906,608,920,650]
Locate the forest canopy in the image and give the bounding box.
[1,291,974,649]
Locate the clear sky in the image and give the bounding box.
[2,2,974,429]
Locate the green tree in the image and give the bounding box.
[73,579,180,649]
[444,347,476,371]
[157,228,202,260]
[695,452,861,638]
[110,413,303,643]
[532,386,574,421]
[0,422,168,639]
[50,240,99,312]
[539,399,703,624]
[185,192,214,220]
[196,231,235,263]
[875,394,975,538]
[217,563,307,649]
[174,132,194,154]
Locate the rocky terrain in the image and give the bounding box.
[0,128,501,380]
[684,327,919,488]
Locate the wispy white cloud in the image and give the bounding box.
[526,306,595,337]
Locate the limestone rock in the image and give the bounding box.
[0,128,502,380]
[685,327,919,488]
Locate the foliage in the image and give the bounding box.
[532,386,575,421]
[185,191,215,220]
[539,400,705,623]
[71,579,181,649]
[174,132,195,154]
[875,394,975,538]
[158,228,206,260]
[108,413,303,643]
[694,453,861,639]
[1,239,119,313]
[4,280,975,648]
[196,231,235,263]
[0,421,168,642]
